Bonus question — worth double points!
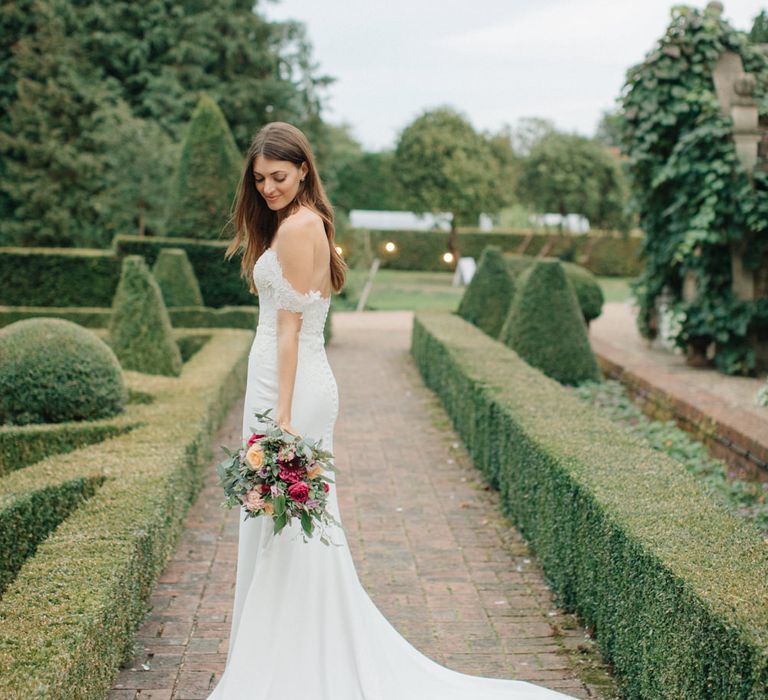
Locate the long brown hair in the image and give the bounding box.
[224,122,346,296]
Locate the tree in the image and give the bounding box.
[166,93,242,239]
[595,108,624,148]
[393,107,503,260]
[0,0,331,245]
[313,122,364,207]
[750,10,768,43]
[517,132,629,231]
[508,116,556,156]
[332,151,405,212]
[71,0,332,151]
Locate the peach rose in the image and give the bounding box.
[245,443,265,470]
[262,501,274,516]
[307,463,323,479]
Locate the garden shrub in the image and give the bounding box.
[504,253,604,323]
[499,259,601,385]
[151,248,204,307]
[0,318,127,425]
[0,329,251,698]
[0,476,103,596]
[109,255,182,376]
[457,245,516,337]
[166,93,242,239]
[411,311,768,699]
[0,420,139,478]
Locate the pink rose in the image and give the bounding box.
[323,482,329,493]
[287,481,309,503]
[243,489,265,512]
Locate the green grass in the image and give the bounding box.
[597,277,634,303]
[341,269,635,312]
[343,269,463,311]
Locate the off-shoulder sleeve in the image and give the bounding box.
[273,271,324,314]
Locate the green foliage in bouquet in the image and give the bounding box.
[108,255,182,376]
[151,248,204,307]
[505,253,604,324]
[457,246,516,337]
[166,94,242,239]
[499,259,601,385]
[620,4,768,374]
[0,318,127,425]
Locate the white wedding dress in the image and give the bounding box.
[207,247,576,700]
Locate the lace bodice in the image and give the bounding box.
[253,248,331,338]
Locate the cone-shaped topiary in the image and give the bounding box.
[167,93,242,239]
[0,318,127,425]
[109,255,183,376]
[504,254,604,324]
[499,259,602,385]
[152,248,204,307]
[457,245,516,337]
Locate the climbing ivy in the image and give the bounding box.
[619,4,768,375]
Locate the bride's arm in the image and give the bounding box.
[274,220,315,433]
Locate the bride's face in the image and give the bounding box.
[252,155,308,211]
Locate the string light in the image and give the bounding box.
[384,241,397,253]
[442,252,454,264]
[334,245,343,255]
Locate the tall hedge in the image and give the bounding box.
[151,248,204,307]
[499,259,601,385]
[166,93,242,239]
[108,256,182,376]
[457,245,516,337]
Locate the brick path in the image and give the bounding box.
[109,311,614,700]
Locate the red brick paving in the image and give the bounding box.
[109,310,613,700]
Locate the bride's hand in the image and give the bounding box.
[277,419,301,438]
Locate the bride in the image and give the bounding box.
[213,122,576,699]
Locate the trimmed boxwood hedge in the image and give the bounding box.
[0,328,252,699]
[411,311,768,699]
[0,247,120,307]
[0,419,140,477]
[0,476,103,596]
[0,305,259,330]
[346,228,644,276]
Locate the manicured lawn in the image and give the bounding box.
[343,268,463,311]
[597,276,635,303]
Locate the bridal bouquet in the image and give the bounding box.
[217,408,341,545]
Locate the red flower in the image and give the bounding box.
[247,433,266,447]
[287,481,309,502]
[279,465,307,484]
[259,482,271,495]
[323,483,329,493]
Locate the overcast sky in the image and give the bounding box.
[263,0,764,151]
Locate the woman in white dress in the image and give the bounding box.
[213,122,577,699]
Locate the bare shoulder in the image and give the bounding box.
[276,207,325,247]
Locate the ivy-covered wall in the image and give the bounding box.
[620,4,768,374]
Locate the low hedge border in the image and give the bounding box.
[0,476,104,596]
[410,311,768,699]
[0,419,142,477]
[0,328,253,699]
[0,306,259,330]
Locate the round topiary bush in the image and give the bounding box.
[0,318,127,425]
